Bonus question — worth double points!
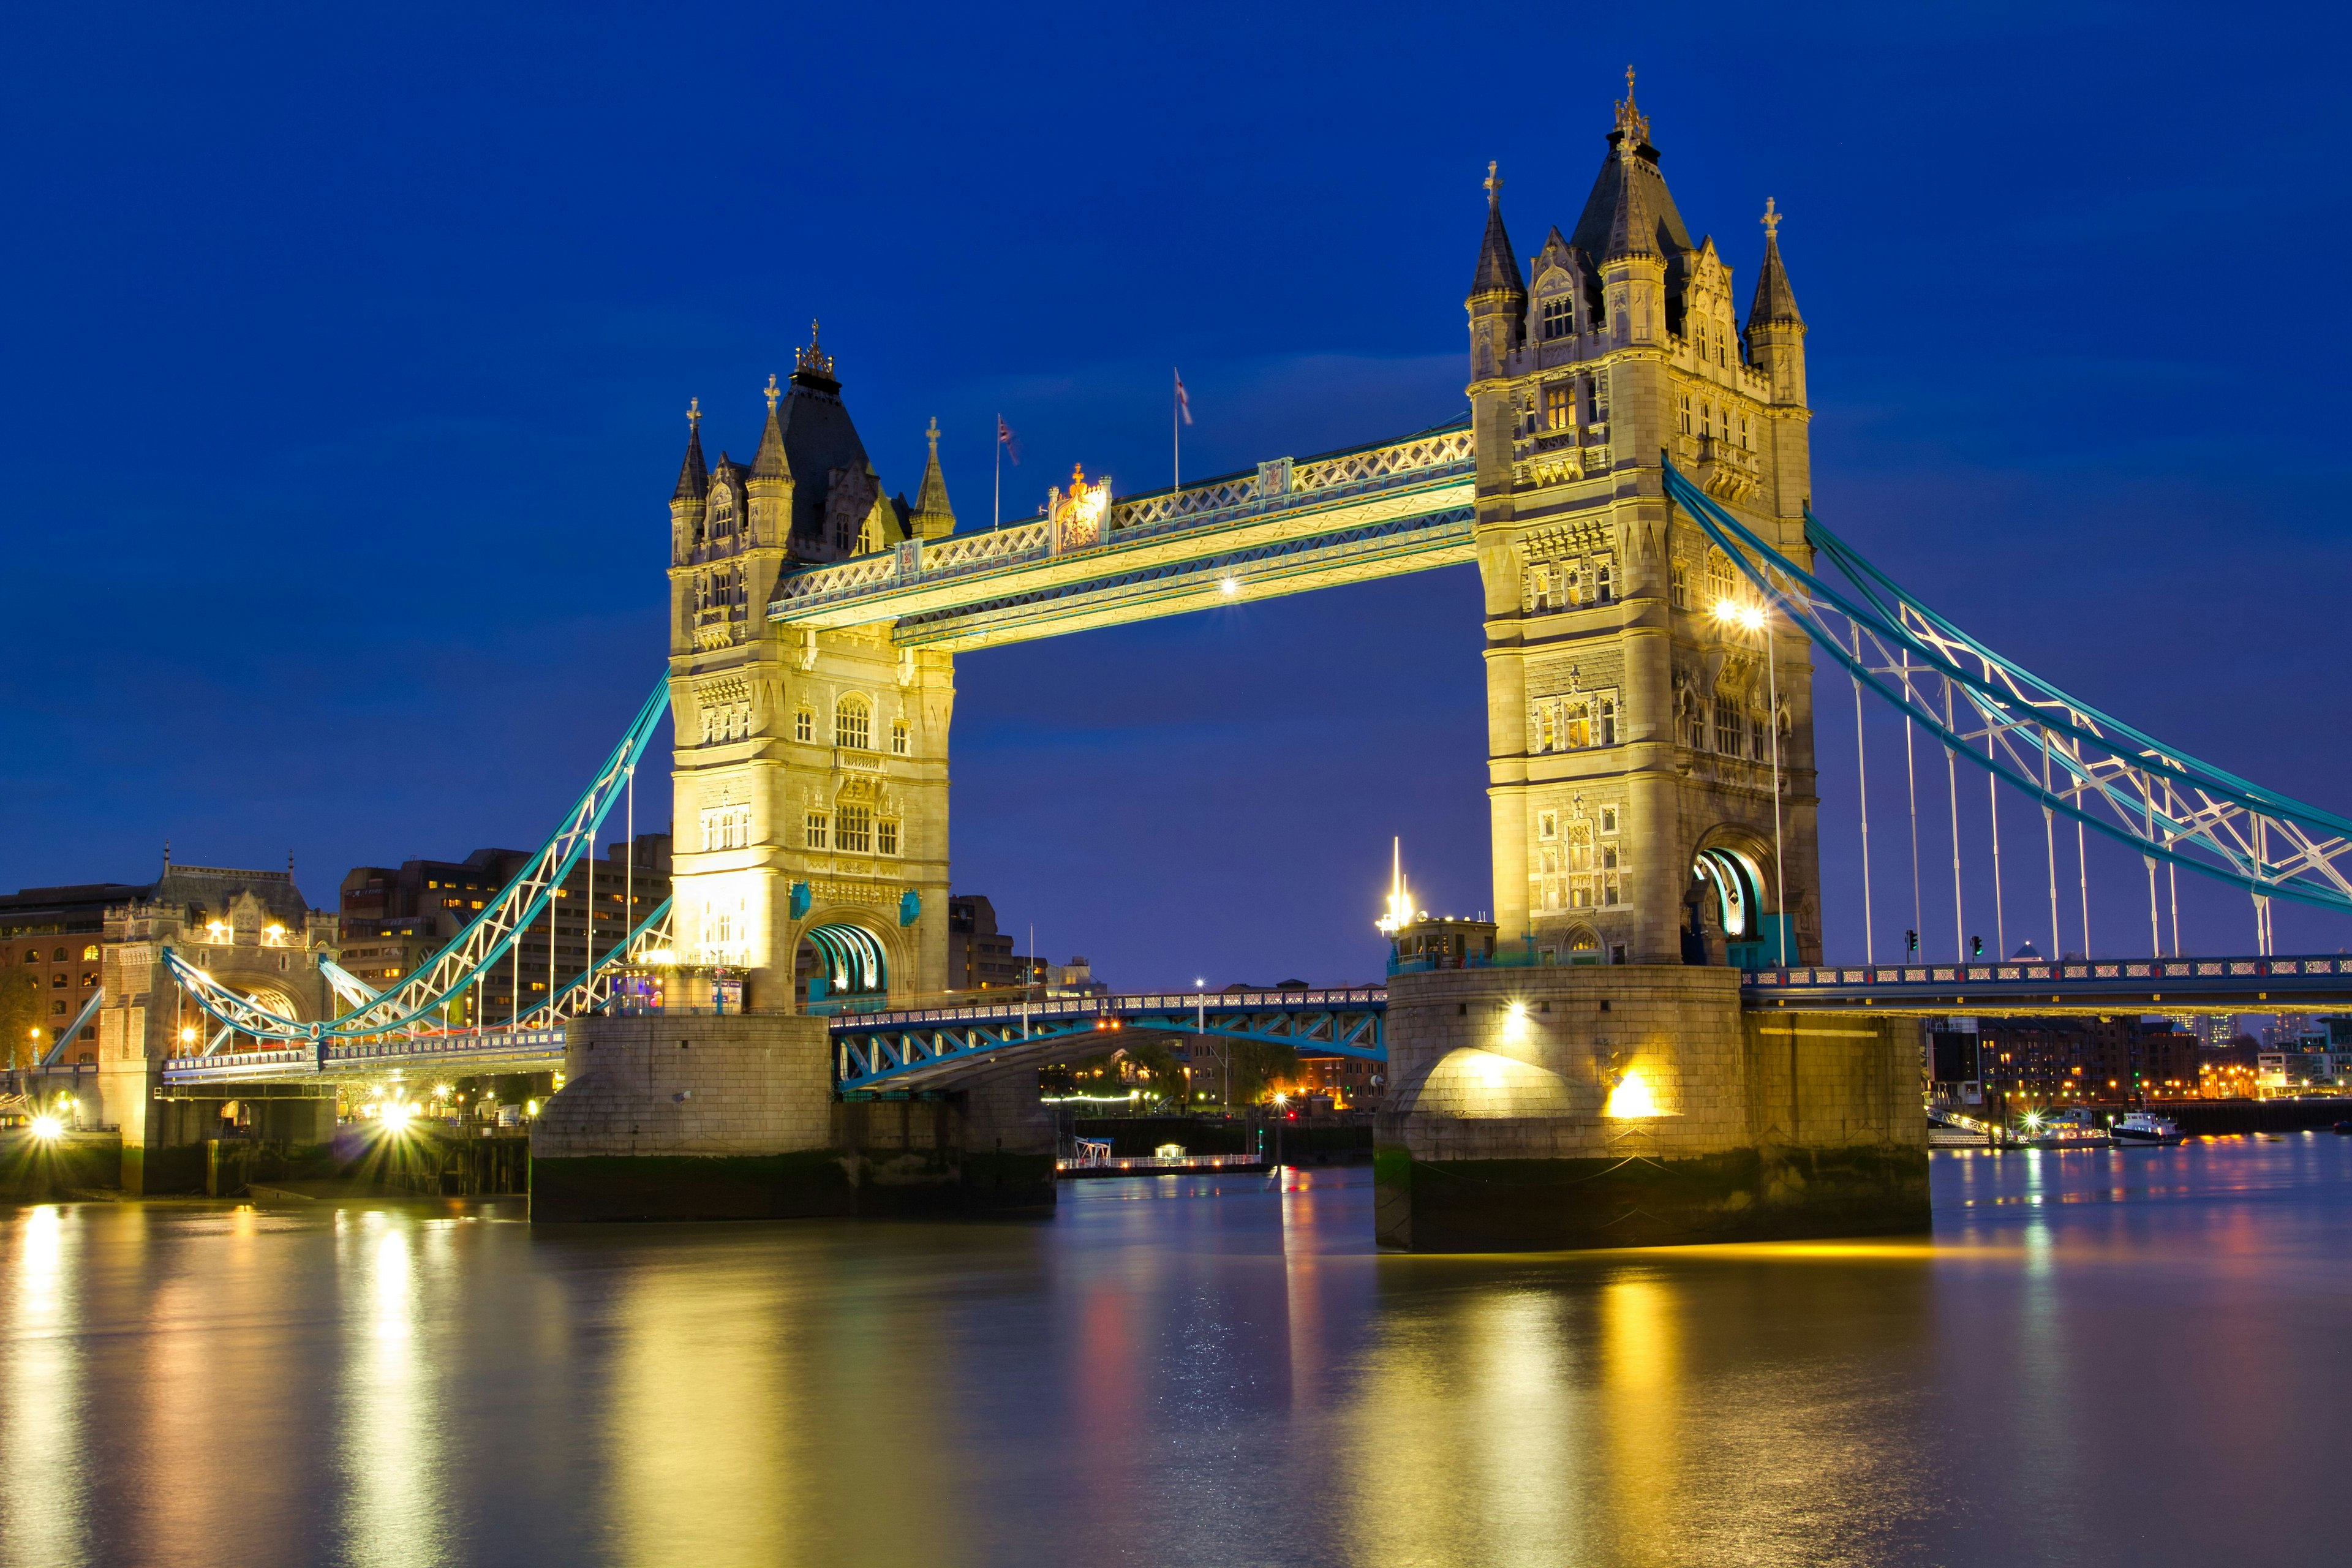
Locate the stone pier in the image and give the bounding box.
[1374,965,1927,1251]
[529,1014,1055,1222]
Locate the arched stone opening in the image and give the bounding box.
[794,918,890,1011]
[1683,834,1781,967]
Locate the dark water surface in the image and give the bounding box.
[6,1140,2351,1568]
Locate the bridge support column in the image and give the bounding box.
[1374,967,1927,1251]
[529,1016,1056,1221]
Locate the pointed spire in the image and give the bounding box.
[913,416,954,535]
[671,398,708,502]
[750,377,789,480]
[1614,64,1650,154]
[1746,198,1803,328]
[1468,160,1526,302]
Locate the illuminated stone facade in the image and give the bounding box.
[1468,77,1820,965]
[665,333,957,1010]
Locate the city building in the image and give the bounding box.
[1,882,118,1066]
[1965,1015,2205,1113]
[337,835,671,1025]
[945,894,1023,991]
[2257,1019,2352,1092]
[2,860,334,1078]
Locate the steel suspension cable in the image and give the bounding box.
[1904,650,1923,959]
[1945,679,1965,962]
[1853,663,1875,965]
[1986,731,2006,961]
[2076,812,2091,960]
[2041,728,2060,960]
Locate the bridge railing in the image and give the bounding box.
[830,986,1387,1033]
[769,419,1474,619]
[1746,954,2352,987]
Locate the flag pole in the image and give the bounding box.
[993,415,1001,530]
[1172,369,1180,491]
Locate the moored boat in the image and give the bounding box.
[2110,1110,2185,1145]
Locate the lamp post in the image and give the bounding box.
[1714,593,1790,966]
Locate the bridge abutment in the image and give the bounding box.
[529,1015,1055,1221]
[1374,967,1926,1250]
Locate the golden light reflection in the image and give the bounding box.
[1597,1273,1681,1557]
[337,1218,451,1568]
[610,1255,791,1564]
[1,1207,87,1567]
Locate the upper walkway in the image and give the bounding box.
[768,420,1475,650]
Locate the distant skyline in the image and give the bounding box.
[4,2,2350,985]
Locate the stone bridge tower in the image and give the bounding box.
[1467,75,1820,967]
[665,330,957,1012]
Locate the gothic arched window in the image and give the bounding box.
[834,695,871,751]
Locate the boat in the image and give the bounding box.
[2009,1108,2107,1147]
[2109,1110,2185,1146]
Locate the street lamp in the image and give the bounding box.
[1713,593,1789,965]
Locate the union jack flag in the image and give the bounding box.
[997,414,1020,464]
[1174,369,1194,426]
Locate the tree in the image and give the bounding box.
[0,968,43,1071]
[1224,1040,1300,1107]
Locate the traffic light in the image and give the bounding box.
[1905,929,1918,956]
[1970,935,1983,957]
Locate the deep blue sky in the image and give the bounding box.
[4,2,2350,986]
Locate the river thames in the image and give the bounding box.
[4,1139,2348,1568]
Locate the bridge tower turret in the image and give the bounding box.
[665,331,954,1013]
[1744,198,1811,516]
[1468,72,1821,967]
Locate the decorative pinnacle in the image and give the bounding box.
[764,374,780,413]
[926,415,940,452]
[687,396,701,428]
[1761,196,1782,239]
[1615,63,1649,152]
[794,318,836,380]
[1484,159,1502,206]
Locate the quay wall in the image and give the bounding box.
[529,1014,1055,1221]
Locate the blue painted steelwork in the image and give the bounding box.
[1743,952,2352,1012]
[156,897,675,1086]
[804,922,887,996]
[162,680,672,1044]
[831,987,1386,1091]
[37,987,105,1068]
[1664,462,2352,915]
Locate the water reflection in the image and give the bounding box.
[1,1207,86,1568]
[4,1142,2352,1567]
[337,1214,451,1568]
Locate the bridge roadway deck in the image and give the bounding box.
[153,955,2351,1092]
[1744,953,2352,1015]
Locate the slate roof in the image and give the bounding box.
[1569,130,1694,267]
[1467,176,1526,301]
[671,416,708,503]
[1747,229,1804,329]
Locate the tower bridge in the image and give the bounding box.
[115,77,2352,1242]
